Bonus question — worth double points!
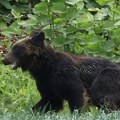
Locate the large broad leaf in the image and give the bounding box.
[96,0,114,6]
[74,33,86,45]
[18,20,37,27]
[12,4,30,13]
[54,18,64,23]
[66,26,77,34]
[85,1,100,8]
[112,28,120,45]
[0,0,11,9]
[2,15,12,24]
[112,28,120,37]
[44,29,53,39]
[113,37,120,45]
[51,36,66,47]
[74,42,83,54]
[51,36,73,47]
[110,7,120,20]
[0,17,7,30]
[11,9,21,19]
[33,2,48,14]
[66,7,79,20]
[114,20,120,27]
[85,42,100,54]
[78,22,94,30]
[51,2,66,13]
[53,18,66,26]
[37,15,50,25]
[88,8,99,13]
[100,40,115,52]
[95,8,109,20]
[77,12,94,22]
[103,20,116,30]
[2,24,21,36]
[66,0,83,5]
[76,1,84,10]
[51,0,66,2]
[85,34,104,43]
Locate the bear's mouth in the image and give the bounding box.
[2,58,19,70]
[11,61,19,69]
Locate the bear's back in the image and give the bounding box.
[72,56,119,88]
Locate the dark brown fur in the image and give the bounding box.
[2,32,120,113]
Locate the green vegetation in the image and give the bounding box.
[1,0,120,62]
[1,0,120,119]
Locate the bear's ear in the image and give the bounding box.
[31,31,45,43]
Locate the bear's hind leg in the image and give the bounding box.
[91,68,120,111]
[67,91,85,113]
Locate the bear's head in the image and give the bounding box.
[2,31,46,71]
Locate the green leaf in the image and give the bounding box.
[51,2,66,13]
[51,0,66,2]
[27,14,37,20]
[54,18,64,23]
[18,20,37,27]
[0,0,11,9]
[51,36,66,47]
[37,15,50,25]
[88,8,99,12]
[66,0,83,5]
[113,28,120,37]
[74,42,83,54]
[54,18,66,26]
[103,20,116,30]
[2,15,12,24]
[96,0,114,6]
[0,19,7,30]
[33,2,48,14]
[12,4,30,14]
[114,20,120,27]
[44,29,53,39]
[66,7,79,20]
[113,38,120,45]
[100,40,115,52]
[51,36,73,47]
[2,26,21,36]
[113,28,120,45]
[11,9,21,19]
[85,42,99,53]
[76,1,84,10]
[95,8,109,20]
[78,22,94,30]
[85,1,100,8]
[77,12,94,22]
[66,26,77,34]
[85,34,104,43]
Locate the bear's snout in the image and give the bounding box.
[2,58,11,65]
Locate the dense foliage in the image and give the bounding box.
[1,0,120,62]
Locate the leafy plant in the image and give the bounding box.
[1,0,120,62]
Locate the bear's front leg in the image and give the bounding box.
[32,98,63,113]
[32,98,50,113]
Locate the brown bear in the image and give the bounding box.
[2,31,120,113]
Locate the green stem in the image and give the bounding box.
[46,0,54,40]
